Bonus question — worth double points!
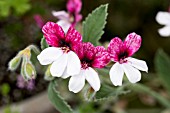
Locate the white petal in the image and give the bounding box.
[85,68,100,92]
[128,58,148,72]
[57,20,71,33]
[122,63,141,83]
[158,26,170,37]
[67,51,81,75]
[50,54,68,77]
[69,70,85,93]
[37,47,62,65]
[156,11,170,25]
[61,67,70,79]
[109,63,124,86]
[52,10,70,20]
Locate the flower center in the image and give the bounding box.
[118,51,128,64]
[81,58,92,69]
[61,47,70,53]
[59,40,71,53]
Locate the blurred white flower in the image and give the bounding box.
[156,11,170,37]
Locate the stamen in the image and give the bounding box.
[118,51,128,64]
[81,61,89,69]
[61,47,70,53]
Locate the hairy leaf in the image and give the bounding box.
[95,84,130,101]
[82,4,108,46]
[48,81,73,113]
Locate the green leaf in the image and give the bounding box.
[40,37,49,50]
[155,49,170,94]
[83,84,129,102]
[82,4,108,46]
[95,84,130,101]
[48,81,73,113]
[12,0,31,15]
[0,0,31,17]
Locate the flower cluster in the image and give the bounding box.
[37,22,148,93]
[52,0,82,33]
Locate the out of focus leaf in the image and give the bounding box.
[0,0,31,17]
[155,49,170,94]
[41,37,49,50]
[1,83,10,96]
[82,4,108,46]
[48,81,73,113]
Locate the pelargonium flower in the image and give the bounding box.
[107,32,148,86]
[69,42,110,93]
[37,22,82,78]
[52,0,82,33]
[156,11,170,37]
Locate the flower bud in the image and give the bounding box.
[8,55,21,71]
[83,85,96,101]
[21,57,36,80]
[44,65,54,81]
[28,45,40,55]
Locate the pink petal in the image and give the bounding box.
[73,43,84,60]
[107,37,123,61]
[66,0,82,14]
[65,26,82,50]
[92,46,110,68]
[42,22,65,47]
[82,42,96,61]
[72,14,82,26]
[124,32,141,56]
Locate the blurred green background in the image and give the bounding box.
[0,0,170,113]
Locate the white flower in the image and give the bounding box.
[108,33,148,86]
[37,22,83,78]
[37,47,81,78]
[69,68,100,93]
[156,11,170,37]
[68,42,110,93]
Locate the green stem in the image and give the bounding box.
[126,83,170,108]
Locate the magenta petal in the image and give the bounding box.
[83,42,96,60]
[66,26,82,50]
[92,46,110,68]
[124,32,141,56]
[67,0,82,14]
[73,43,84,60]
[42,22,65,47]
[107,37,123,61]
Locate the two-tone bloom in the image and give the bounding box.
[37,22,82,78]
[52,0,82,33]
[108,32,148,86]
[69,42,110,93]
[156,11,170,37]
